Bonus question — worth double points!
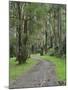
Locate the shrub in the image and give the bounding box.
[47,48,54,56]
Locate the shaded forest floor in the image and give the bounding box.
[9,54,66,89]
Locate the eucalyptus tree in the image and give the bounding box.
[9,1,66,63]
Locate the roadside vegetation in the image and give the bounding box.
[9,57,38,80]
[41,55,66,80]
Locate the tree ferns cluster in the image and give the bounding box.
[9,1,66,64]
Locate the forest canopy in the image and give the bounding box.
[9,1,66,64]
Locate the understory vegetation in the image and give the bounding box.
[9,57,38,79]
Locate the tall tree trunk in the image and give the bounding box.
[58,7,62,56]
[45,30,47,54]
[22,18,28,63]
[44,18,48,54]
[50,36,53,48]
[16,2,29,64]
[49,12,53,48]
[16,2,22,64]
[53,8,58,55]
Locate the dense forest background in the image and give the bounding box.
[9,2,66,64]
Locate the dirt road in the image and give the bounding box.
[9,55,58,89]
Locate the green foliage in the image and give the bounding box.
[9,1,66,63]
[42,55,66,80]
[40,47,44,56]
[47,48,54,56]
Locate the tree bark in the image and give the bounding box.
[53,8,58,54]
[16,2,22,64]
[58,7,62,56]
[45,30,47,54]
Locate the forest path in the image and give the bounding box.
[9,54,58,89]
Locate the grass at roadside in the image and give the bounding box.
[41,55,66,81]
[9,57,38,80]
